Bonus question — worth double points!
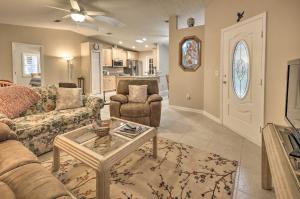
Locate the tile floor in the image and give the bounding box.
[101,100,275,199]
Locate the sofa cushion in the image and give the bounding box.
[13,112,64,139]
[55,88,83,111]
[128,85,148,103]
[0,86,41,118]
[57,107,93,127]
[120,103,150,117]
[0,163,71,199]
[0,181,16,199]
[21,85,57,116]
[0,140,39,175]
[0,123,17,142]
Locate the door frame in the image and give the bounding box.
[12,42,44,86]
[219,12,267,144]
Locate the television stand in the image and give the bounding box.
[262,123,300,198]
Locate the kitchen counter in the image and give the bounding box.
[116,75,160,86]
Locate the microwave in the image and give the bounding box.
[113,60,123,67]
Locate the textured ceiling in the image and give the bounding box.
[0,0,207,51]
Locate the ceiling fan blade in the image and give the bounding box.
[85,15,95,22]
[46,6,70,12]
[86,11,106,16]
[70,0,80,11]
[62,14,71,19]
[94,16,125,27]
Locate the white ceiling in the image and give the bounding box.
[0,0,207,51]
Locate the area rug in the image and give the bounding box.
[42,137,238,199]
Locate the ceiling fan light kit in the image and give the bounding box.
[71,13,85,22]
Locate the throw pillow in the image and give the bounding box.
[128,85,148,103]
[0,86,41,118]
[56,88,83,110]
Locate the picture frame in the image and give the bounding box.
[179,35,201,71]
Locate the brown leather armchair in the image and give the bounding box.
[110,80,162,127]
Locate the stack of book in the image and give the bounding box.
[116,123,148,138]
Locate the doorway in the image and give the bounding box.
[220,13,266,146]
[12,43,43,86]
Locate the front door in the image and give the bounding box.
[12,43,43,86]
[221,13,266,146]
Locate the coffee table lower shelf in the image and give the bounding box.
[52,118,157,199]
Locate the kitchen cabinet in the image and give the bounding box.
[127,51,138,60]
[102,48,112,67]
[103,75,116,91]
[121,50,127,65]
[112,48,126,60]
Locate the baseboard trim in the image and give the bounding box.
[202,111,222,124]
[169,105,222,124]
[169,105,203,114]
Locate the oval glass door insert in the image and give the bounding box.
[232,40,250,99]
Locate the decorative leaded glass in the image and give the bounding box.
[232,40,250,99]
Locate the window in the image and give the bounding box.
[22,53,40,77]
[232,40,250,99]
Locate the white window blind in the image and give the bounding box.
[22,53,40,77]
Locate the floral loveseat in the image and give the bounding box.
[0,85,104,156]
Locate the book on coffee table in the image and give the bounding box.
[114,123,149,139]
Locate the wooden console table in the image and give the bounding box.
[262,123,300,198]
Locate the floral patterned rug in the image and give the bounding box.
[42,137,238,199]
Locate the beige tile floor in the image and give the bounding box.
[101,100,275,199]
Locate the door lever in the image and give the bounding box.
[223,81,227,84]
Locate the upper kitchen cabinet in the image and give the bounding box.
[127,51,138,60]
[112,47,126,60]
[102,48,112,67]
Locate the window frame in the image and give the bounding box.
[22,52,41,78]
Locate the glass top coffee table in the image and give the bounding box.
[52,117,157,199]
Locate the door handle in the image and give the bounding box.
[223,81,227,84]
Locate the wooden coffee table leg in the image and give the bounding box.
[96,169,110,199]
[153,136,157,159]
[52,145,60,172]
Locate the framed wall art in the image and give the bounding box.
[179,36,201,71]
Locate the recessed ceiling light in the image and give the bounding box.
[142,38,147,41]
[145,45,149,48]
[118,41,123,44]
[135,39,144,43]
[132,46,136,49]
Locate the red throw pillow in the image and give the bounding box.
[0,86,41,118]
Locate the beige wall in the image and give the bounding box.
[204,0,300,125]
[0,23,88,84]
[169,16,205,110]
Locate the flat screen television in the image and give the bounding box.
[285,59,300,133]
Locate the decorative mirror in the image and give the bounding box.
[232,40,250,99]
[179,36,201,71]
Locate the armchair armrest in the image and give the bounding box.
[0,113,16,131]
[0,123,17,142]
[147,94,163,103]
[84,95,104,120]
[110,94,128,104]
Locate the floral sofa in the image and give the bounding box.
[0,85,104,156]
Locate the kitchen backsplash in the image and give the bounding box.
[103,67,124,75]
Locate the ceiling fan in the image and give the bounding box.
[47,0,125,27]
